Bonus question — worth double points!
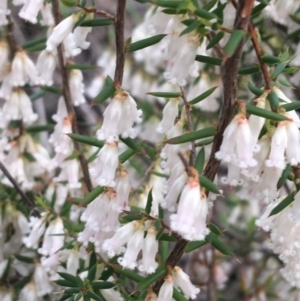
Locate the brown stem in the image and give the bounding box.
[0,161,40,217]
[5,16,18,59]
[77,4,115,20]
[180,86,196,165]
[114,0,126,85]
[153,0,255,294]
[52,0,93,192]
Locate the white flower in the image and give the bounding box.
[36,50,56,86]
[40,3,54,26]
[157,98,179,134]
[89,141,119,187]
[81,189,120,233]
[97,91,142,142]
[23,214,47,249]
[173,266,200,299]
[115,170,131,210]
[19,0,43,24]
[46,14,78,51]
[170,174,209,241]
[265,122,287,169]
[67,249,80,275]
[69,69,86,106]
[0,0,9,26]
[19,281,39,301]
[52,96,68,123]
[164,35,200,86]
[73,26,92,49]
[38,217,64,256]
[118,222,144,269]
[0,40,9,72]
[2,88,38,125]
[33,263,52,297]
[286,120,300,166]
[62,33,82,58]
[215,113,257,168]
[55,159,82,189]
[157,275,173,301]
[102,221,139,257]
[11,50,40,86]
[139,226,158,274]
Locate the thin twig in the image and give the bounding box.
[5,16,18,59]
[0,162,40,217]
[52,0,93,192]
[77,4,115,21]
[180,86,196,165]
[153,0,255,294]
[114,0,126,86]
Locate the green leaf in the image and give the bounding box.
[271,62,287,79]
[251,3,267,17]
[246,104,287,121]
[269,192,295,217]
[189,86,218,105]
[166,127,216,144]
[80,19,113,27]
[185,240,207,253]
[127,34,166,52]
[30,90,46,101]
[119,148,137,163]
[162,8,188,14]
[94,78,116,104]
[66,64,97,70]
[58,272,83,287]
[195,148,205,174]
[277,164,291,189]
[155,0,181,8]
[248,82,263,96]
[194,8,217,20]
[199,175,219,194]
[91,281,115,290]
[22,36,47,49]
[137,266,167,290]
[206,32,224,50]
[55,279,78,288]
[26,124,53,133]
[86,292,104,301]
[203,0,219,11]
[278,77,293,88]
[210,236,234,256]
[111,264,144,282]
[64,288,81,294]
[147,92,181,98]
[195,55,222,66]
[173,288,189,301]
[59,294,73,301]
[223,29,245,57]
[208,223,222,236]
[61,0,79,7]
[261,55,280,65]
[157,233,177,242]
[84,186,104,205]
[68,134,104,148]
[119,137,144,153]
[145,189,153,215]
[288,28,300,40]
[180,20,202,36]
[196,138,214,147]
[267,91,279,109]
[14,254,35,264]
[281,101,300,111]
[238,65,260,74]
[41,85,63,95]
[122,214,143,222]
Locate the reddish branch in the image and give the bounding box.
[114,0,127,85]
[153,0,255,294]
[52,0,93,192]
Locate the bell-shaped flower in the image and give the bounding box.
[19,0,43,24]
[173,266,200,299]
[69,69,86,106]
[139,226,158,274]
[97,90,142,142]
[36,50,56,86]
[90,141,119,187]
[157,275,173,301]
[157,98,179,134]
